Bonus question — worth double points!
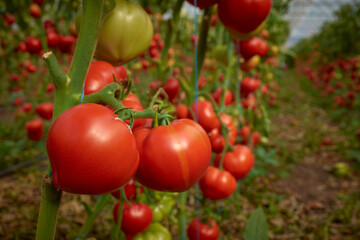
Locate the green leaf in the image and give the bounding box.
[243,208,268,240]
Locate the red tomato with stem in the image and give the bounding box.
[111,179,143,200]
[46,103,139,195]
[113,202,153,236]
[241,77,261,98]
[176,103,189,119]
[187,218,220,240]
[199,166,237,200]
[115,65,128,82]
[211,87,234,106]
[121,93,148,130]
[36,102,54,120]
[240,37,269,60]
[135,119,212,192]
[84,61,119,95]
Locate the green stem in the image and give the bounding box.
[79,195,111,238]
[178,191,188,239]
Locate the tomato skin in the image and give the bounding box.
[240,37,269,60]
[35,102,54,120]
[29,3,41,18]
[121,93,148,130]
[176,103,189,119]
[132,223,172,240]
[46,32,59,48]
[239,125,250,143]
[208,113,237,153]
[111,178,143,200]
[190,100,220,133]
[241,77,261,98]
[26,119,44,141]
[162,77,180,103]
[186,0,218,9]
[115,65,128,82]
[251,131,261,146]
[23,103,33,113]
[95,0,153,64]
[46,103,139,195]
[214,145,254,179]
[187,218,220,240]
[25,37,42,54]
[135,119,212,192]
[58,35,76,54]
[113,202,153,236]
[84,61,119,95]
[211,88,234,106]
[199,166,237,200]
[218,0,272,34]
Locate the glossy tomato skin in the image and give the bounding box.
[46,103,139,195]
[176,103,189,119]
[58,35,76,53]
[113,202,153,236]
[26,119,44,141]
[240,37,269,60]
[84,61,119,95]
[115,65,128,82]
[187,218,220,240]
[218,0,272,34]
[162,77,180,103]
[214,145,254,179]
[95,0,153,64]
[135,119,212,192]
[35,102,54,120]
[46,31,59,48]
[211,87,234,106]
[186,0,218,9]
[199,166,237,200]
[241,77,261,98]
[25,37,42,54]
[190,100,220,133]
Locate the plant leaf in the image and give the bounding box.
[243,207,268,240]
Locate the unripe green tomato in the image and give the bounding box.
[212,45,228,66]
[151,205,164,222]
[95,0,153,64]
[332,162,350,177]
[158,196,175,216]
[132,223,171,240]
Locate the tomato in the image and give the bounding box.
[135,119,212,192]
[113,202,153,236]
[46,83,55,93]
[23,103,33,113]
[186,0,218,9]
[26,119,44,141]
[121,93,148,130]
[239,125,250,144]
[190,100,220,133]
[44,19,54,30]
[211,88,234,106]
[150,195,175,222]
[162,77,180,103]
[208,113,237,153]
[242,94,257,110]
[214,145,254,180]
[240,37,269,60]
[241,77,261,98]
[94,0,153,64]
[218,0,272,34]
[46,32,59,48]
[14,97,23,106]
[58,35,76,54]
[187,218,220,240]
[3,14,15,26]
[46,103,139,195]
[240,55,261,72]
[35,102,54,120]
[84,61,119,95]
[115,65,128,82]
[199,166,237,200]
[251,131,261,146]
[176,103,189,119]
[29,3,41,18]
[132,223,171,240]
[25,37,42,54]
[111,178,143,200]
[260,29,270,39]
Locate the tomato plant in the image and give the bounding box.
[187,218,220,240]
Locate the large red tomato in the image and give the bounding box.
[135,119,212,192]
[218,0,272,34]
[190,100,220,133]
[46,103,139,195]
[214,145,254,180]
[186,0,218,9]
[84,61,120,95]
[187,218,220,240]
[199,166,237,200]
[240,37,269,60]
[113,202,153,236]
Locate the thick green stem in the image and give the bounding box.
[43,52,68,89]
[79,195,111,238]
[178,191,188,239]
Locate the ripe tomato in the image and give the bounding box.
[46,32,59,48]
[46,103,139,195]
[211,87,234,106]
[242,94,257,110]
[84,61,119,95]
[239,125,250,144]
[135,119,212,192]
[121,93,148,130]
[190,100,220,133]
[186,0,218,9]
[35,102,54,120]
[251,131,261,146]
[187,218,220,240]
[241,77,261,98]
[29,3,41,18]
[218,0,272,34]
[113,202,153,236]
[95,0,153,64]
[25,37,42,54]
[199,166,237,200]
[115,65,128,82]
[214,145,254,179]
[176,103,189,119]
[111,178,143,200]
[208,113,237,153]
[162,77,180,103]
[58,35,76,54]
[23,103,33,113]
[26,119,44,141]
[240,37,269,60]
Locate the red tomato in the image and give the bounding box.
[162,77,180,102]
[58,35,76,53]
[46,103,139,195]
[211,87,234,106]
[25,37,42,54]
[239,125,250,144]
[135,119,212,192]
[240,37,269,60]
[46,83,55,92]
[17,42,27,52]
[121,93,148,130]
[36,102,54,120]
[251,131,261,146]
[113,202,153,236]
[84,61,119,95]
[242,94,257,110]
[190,100,220,133]
[11,74,20,82]
[114,65,128,81]
[186,0,218,9]
[26,119,44,141]
[46,32,59,48]
[199,166,237,200]
[29,3,41,18]
[14,97,23,106]
[187,218,220,240]
[3,14,15,26]
[241,77,261,98]
[214,145,254,180]
[111,178,143,200]
[176,103,189,119]
[23,103,33,113]
[44,19,54,30]
[218,0,272,34]
[208,113,237,153]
